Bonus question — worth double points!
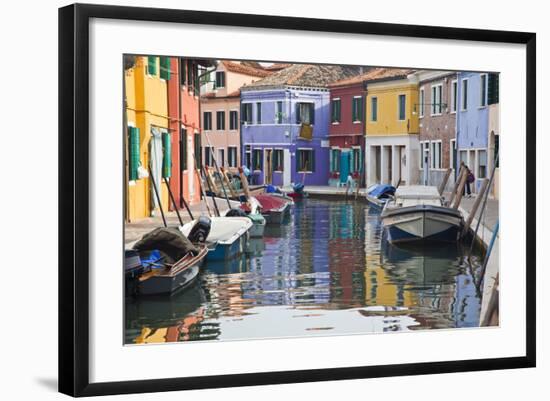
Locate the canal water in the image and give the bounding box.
[125,198,485,344]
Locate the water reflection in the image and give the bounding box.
[125,198,486,344]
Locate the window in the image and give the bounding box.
[147,56,157,76]
[203,112,212,131]
[371,97,378,121]
[218,148,225,167]
[431,85,442,115]
[276,101,283,124]
[229,111,238,130]
[331,98,341,123]
[179,58,187,86]
[352,148,361,172]
[352,97,363,122]
[252,149,263,170]
[161,131,172,178]
[159,57,171,80]
[204,146,214,167]
[273,149,284,172]
[478,150,487,178]
[450,139,457,170]
[462,79,468,110]
[330,149,340,172]
[256,102,262,124]
[297,149,315,172]
[187,60,194,92]
[194,133,202,169]
[242,103,253,124]
[180,128,187,171]
[488,73,500,105]
[431,141,442,169]
[228,147,238,167]
[245,145,251,169]
[296,102,315,125]
[398,94,406,120]
[451,80,458,113]
[216,111,225,130]
[215,71,225,88]
[420,141,430,168]
[480,74,488,107]
[419,88,425,117]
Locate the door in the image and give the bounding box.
[283,149,291,186]
[264,149,273,184]
[340,151,350,184]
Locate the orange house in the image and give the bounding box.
[167,58,215,210]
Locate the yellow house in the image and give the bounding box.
[364,69,420,186]
[125,56,170,222]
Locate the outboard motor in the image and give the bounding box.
[226,208,247,217]
[187,216,211,243]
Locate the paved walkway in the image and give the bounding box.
[124,197,235,245]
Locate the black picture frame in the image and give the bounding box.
[59,3,536,397]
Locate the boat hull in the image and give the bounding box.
[206,232,249,261]
[138,247,208,296]
[382,205,463,244]
[263,204,290,225]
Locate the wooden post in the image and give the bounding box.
[238,167,251,199]
[462,178,489,235]
[220,167,237,198]
[205,166,219,195]
[452,168,468,209]
[438,168,452,196]
[194,167,212,217]
[448,167,464,206]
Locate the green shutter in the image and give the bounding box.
[162,132,172,178]
[147,56,157,76]
[160,57,171,80]
[128,127,140,181]
[488,73,499,105]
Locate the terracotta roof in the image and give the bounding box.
[240,61,263,69]
[201,89,240,99]
[242,64,362,89]
[263,63,292,71]
[328,68,414,88]
[220,60,271,78]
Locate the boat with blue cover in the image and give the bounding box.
[365,184,396,209]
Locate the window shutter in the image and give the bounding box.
[295,150,300,172]
[310,105,315,125]
[488,73,499,105]
[128,127,140,181]
[162,132,172,178]
[311,150,316,172]
[296,103,301,124]
[160,57,171,80]
[147,56,157,76]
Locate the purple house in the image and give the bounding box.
[240,65,360,186]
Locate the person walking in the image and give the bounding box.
[460,161,474,198]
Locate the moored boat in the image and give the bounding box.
[179,216,252,261]
[254,194,291,224]
[381,185,464,243]
[365,184,395,209]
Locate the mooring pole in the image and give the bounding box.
[438,168,452,196]
[448,166,464,206]
[452,168,468,209]
[462,178,489,237]
[148,164,167,228]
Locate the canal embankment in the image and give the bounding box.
[447,193,500,326]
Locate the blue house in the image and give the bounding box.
[239,64,360,187]
[456,72,490,192]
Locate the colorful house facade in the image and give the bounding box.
[415,70,458,191]
[487,73,500,199]
[167,57,214,211]
[240,64,360,186]
[456,71,495,193]
[326,74,368,187]
[125,56,170,222]
[200,61,271,172]
[364,69,419,187]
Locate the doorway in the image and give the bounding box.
[264,149,273,185]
